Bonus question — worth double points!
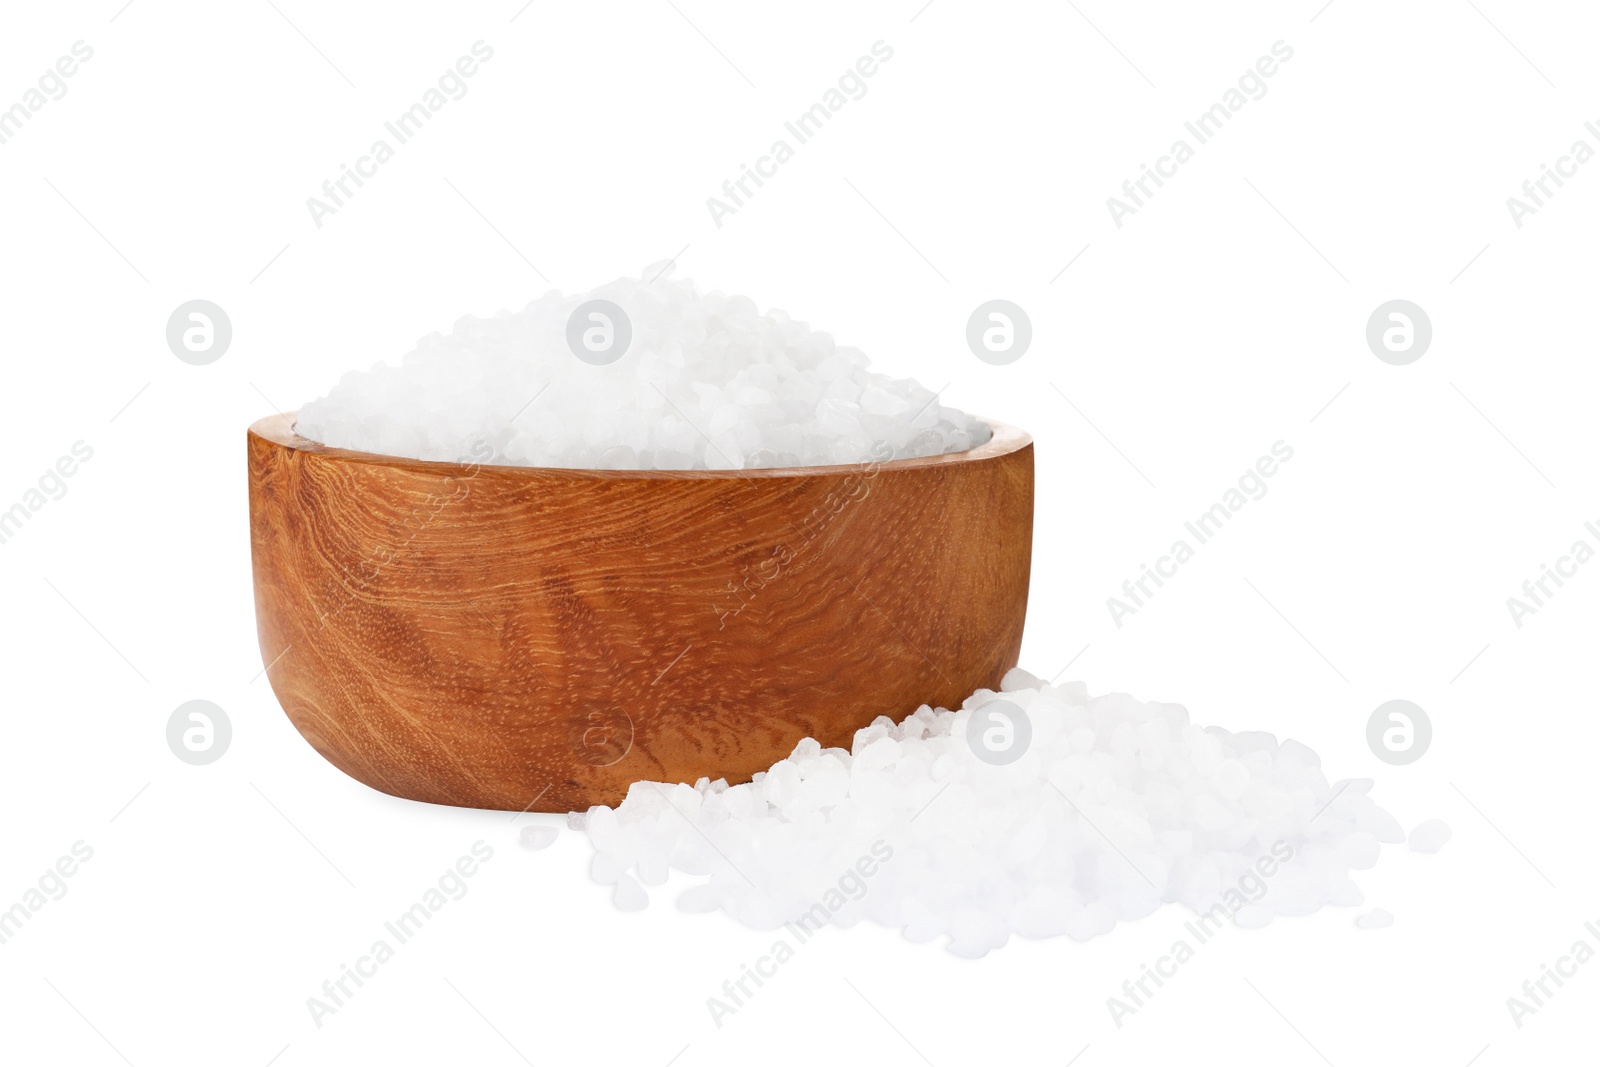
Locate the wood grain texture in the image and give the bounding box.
[248,413,1034,811]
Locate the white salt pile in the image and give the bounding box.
[578,668,1445,956]
[295,267,990,470]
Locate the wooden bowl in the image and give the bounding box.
[248,413,1033,811]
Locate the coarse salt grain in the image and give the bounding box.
[1407,818,1452,854]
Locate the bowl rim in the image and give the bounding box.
[250,412,1031,481]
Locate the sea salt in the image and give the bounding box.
[1407,819,1452,854]
[580,669,1433,955]
[518,825,558,851]
[295,267,990,470]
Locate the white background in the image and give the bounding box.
[1,1,1595,1063]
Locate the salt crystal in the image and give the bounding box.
[1356,908,1394,929]
[613,874,647,911]
[1212,759,1250,800]
[1407,819,1452,854]
[1328,878,1365,907]
[590,850,625,885]
[1001,667,1045,692]
[1357,805,1407,844]
[587,806,623,852]
[1337,832,1381,870]
[518,825,558,851]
